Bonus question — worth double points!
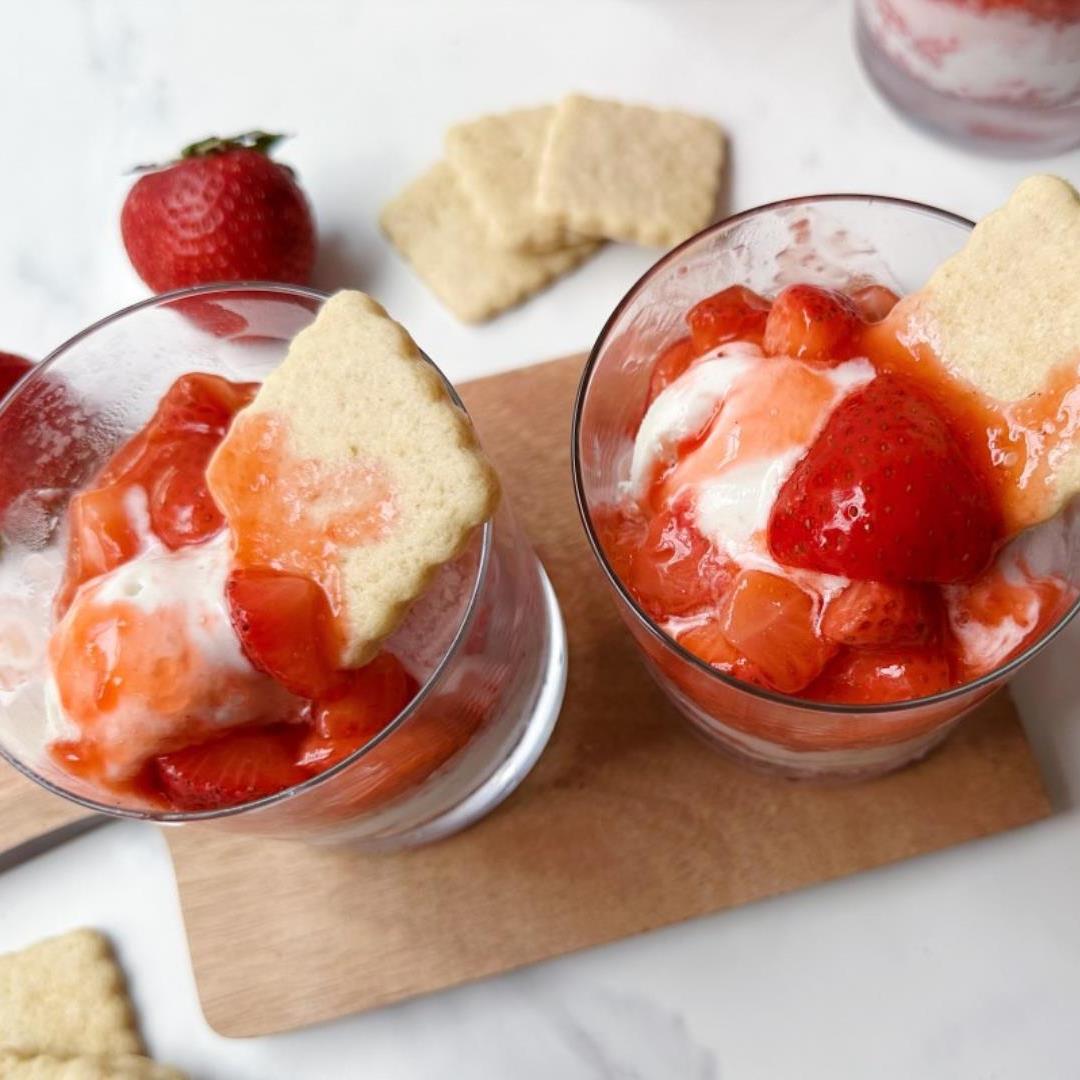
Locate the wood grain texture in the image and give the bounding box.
[0,764,95,857]
[166,354,1051,1038]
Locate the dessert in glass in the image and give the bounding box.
[574,180,1080,780]
[0,286,566,848]
[856,0,1080,156]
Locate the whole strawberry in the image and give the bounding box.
[121,131,316,292]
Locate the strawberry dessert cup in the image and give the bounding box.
[0,285,566,848]
[573,195,1080,780]
[856,0,1080,155]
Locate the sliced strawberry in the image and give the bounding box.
[226,567,342,698]
[0,352,32,399]
[646,337,696,405]
[297,654,418,770]
[762,284,861,363]
[718,571,835,694]
[151,372,257,436]
[687,286,771,354]
[803,645,952,704]
[594,503,649,586]
[849,284,900,322]
[768,375,1000,583]
[145,432,230,548]
[155,724,308,811]
[56,486,142,615]
[626,504,734,618]
[821,581,940,647]
[302,692,488,812]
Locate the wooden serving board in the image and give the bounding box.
[167,355,1049,1038]
[0,765,98,866]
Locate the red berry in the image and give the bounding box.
[226,567,342,699]
[821,581,940,647]
[0,352,32,399]
[297,654,418,771]
[768,375,1000,583]
[646,336,696,405]
[687,286,771,354]
[762,284,861,363]
[803,646,952,705]
[716,570,836,694]
[626,503,734,618]
[155,725,309,811]
[849,284,900,322]
[121,132,316,293]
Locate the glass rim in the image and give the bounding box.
[0,281,495,823]
[571,193,1080,718]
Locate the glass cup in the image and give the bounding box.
[572,195,1080,781]
[855,0,1080,156]
[0,284,566,848]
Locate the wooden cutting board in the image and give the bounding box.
[0,765,98,865]
[167,354,1050,1037]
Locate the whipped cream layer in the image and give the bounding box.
[631,343,875,567]
[46,526,293,781]
[861,0,1080,105]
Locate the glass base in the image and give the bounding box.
[342,564,567,851]
[663,674,967,782]
[856,17,1080,158]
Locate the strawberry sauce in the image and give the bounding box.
[46,373,454,814]
[598,283,1072,707]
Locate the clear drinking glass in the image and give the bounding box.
[573,195,1080,780]
[0,284,566,848]
[855,0,1080,156]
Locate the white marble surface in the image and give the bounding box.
[3,1,1080,1077]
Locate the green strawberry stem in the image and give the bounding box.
[181,131,286,158]
[129,131,288,174]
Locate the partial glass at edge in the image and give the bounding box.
[573,196,1080,780]
[0,285,566,848]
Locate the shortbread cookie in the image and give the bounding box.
[0,929,142,1057]
[537,94,725,248]
[917,174,1080,518]
[445,106,587,253]
[208,290,500,666]
[380,161,599,322]
[0,1051,185,1080]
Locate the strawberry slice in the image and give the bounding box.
[302,691,488,813]
[154,724,308,811]
[646,337,696,405]
[687,286,771,354]
[56,485,142,616]
[849,284,900,322]
[821,581,940,647]
[0,352,32,400]
[717,570,835,694]
[762,284,861,363]
[226,567,342,698]
[803,646,952,704]
[626,504,734,618]
[768,375,1000,583]
[297,653,418,770]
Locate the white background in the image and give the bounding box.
[3,1,1080,1077]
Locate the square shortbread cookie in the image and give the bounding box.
[0,1051,185,1080]
[537,94,725,248]
[445,106,588,253]
[380,161,600,322]
[918,174,1080,521]
[208,290,500,666]
[0,930,142,1057]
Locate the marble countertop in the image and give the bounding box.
[3,1,1080,1077]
